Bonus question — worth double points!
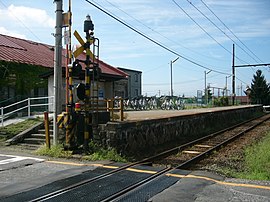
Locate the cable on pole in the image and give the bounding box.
[85,0,230,75]
[186,0,254,65]
[200,0,263,63]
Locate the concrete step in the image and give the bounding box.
[31,133,53,139]
[23,137,46,145]
[37,129,53,134]
[18,143,42,150]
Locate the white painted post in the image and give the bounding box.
[1,107,3,126]
[28,98,31,118]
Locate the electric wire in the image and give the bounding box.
[144,73,221,86]
[144,77,204,86]
[85,0,230,76]
[103,0,228,63]
[0,0,42,42]
[235,76,249,86]
[144,63,169,74]
[200,0,263,63]
[186,0,255,65]
[172,0,246,64]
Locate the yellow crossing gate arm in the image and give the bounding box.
[74,30,84,45]
[73,46,84,59]
[73,30,96,59]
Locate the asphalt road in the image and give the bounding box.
[0,151,269,201]
[0,151,105,198]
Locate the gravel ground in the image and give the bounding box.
[193,119,270,179]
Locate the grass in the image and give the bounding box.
[35,144,73,158]
[229,132,270,180]
[82,147,127,162]
[83,141,127,162]
[36,141,127,162]
[1,118,127,162]
[0,118,42,141]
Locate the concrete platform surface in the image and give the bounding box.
[1,106,257,126]
[124,105,256,121]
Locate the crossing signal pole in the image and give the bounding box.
[73,15,99,150]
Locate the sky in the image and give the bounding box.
[0,0,269,97]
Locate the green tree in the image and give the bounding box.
[250,70,270,105]
[0,61,48,99]
[202,89,212,104]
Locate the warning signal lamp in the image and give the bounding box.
[76,83,86,100]
[72,60,82,77]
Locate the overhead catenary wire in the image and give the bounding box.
[144,77,204,86]
[85,0,230,76]
[0,0,42,42]
[235,76,249,86]
[186,0,256,65]
[200,0,263,63]
[103,0,228,64]
[172,0,247,65]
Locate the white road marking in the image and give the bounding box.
[0,154,44,165]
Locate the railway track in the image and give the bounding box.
[3,114,270,202]
[154,113,270,168]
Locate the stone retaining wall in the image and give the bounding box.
[98,106,263,156]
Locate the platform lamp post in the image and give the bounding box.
[204,70,211,105]
[170,57,179,97]
[245,87,251,105]
[225,75,232,97]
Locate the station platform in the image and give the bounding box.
[124,105,258,121]
[1,105,259,127]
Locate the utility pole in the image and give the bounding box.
[53,0,63,145]
[231,44,270,105]
[232,44,235,105]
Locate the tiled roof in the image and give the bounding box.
[0,34,128,78]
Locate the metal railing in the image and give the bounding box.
[74,97,125,121]
[106,98,124,121]
[0,96,54,126]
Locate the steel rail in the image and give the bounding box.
[101,114,270,201]
[100,166,172,202]
[31,114,269,201]
[30,160,147,202]
[139,114,265,163]
[175,114,270,169]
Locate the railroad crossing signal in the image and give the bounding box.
[73,30,95,59]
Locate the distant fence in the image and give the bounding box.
[0,96,54,126]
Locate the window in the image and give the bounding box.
[134,74,138,82]
[135,89,138,96]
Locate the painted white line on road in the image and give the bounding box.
[0,154,44,165]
